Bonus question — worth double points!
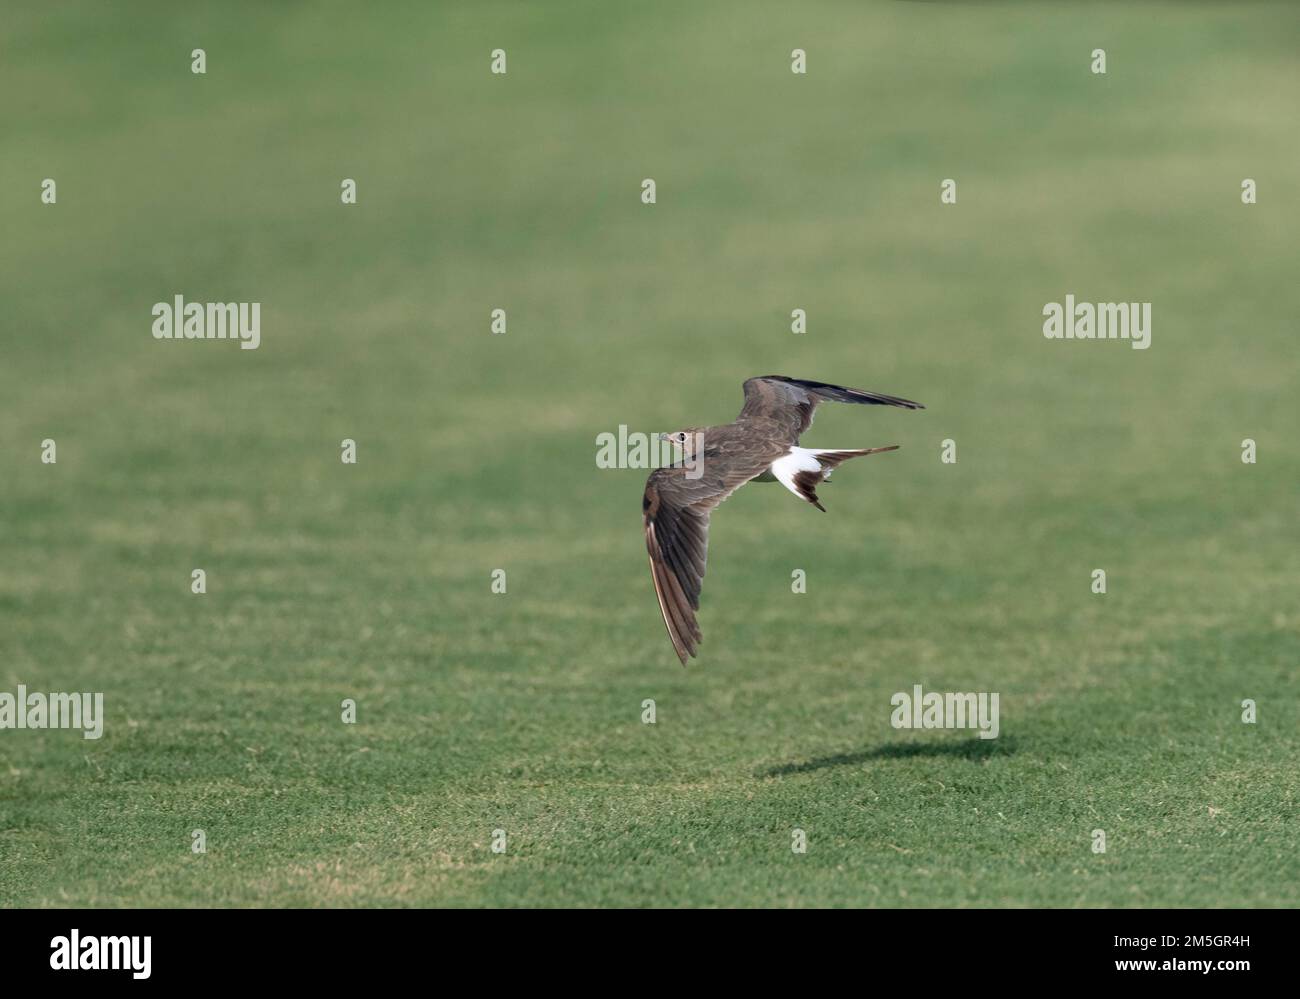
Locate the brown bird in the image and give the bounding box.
[643,376,924,664]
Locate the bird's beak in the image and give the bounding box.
[659,433,672,442]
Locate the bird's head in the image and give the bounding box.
[660,428,705,457]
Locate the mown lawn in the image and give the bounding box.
[0,1,1296,906]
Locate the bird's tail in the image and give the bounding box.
[773,445,899,511]
[810,445,899,465]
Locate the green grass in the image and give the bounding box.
[1,0,1297,907]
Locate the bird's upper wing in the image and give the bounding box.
[643,443,773,664]
[738,375,924,443]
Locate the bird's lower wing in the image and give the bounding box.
[642,461,764,664]
[644,514,703,663]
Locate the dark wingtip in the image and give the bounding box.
[766,376,925,411]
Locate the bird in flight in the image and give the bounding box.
[643,376,924,665]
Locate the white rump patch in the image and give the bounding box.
[770,447,832,500]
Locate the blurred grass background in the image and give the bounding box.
[0,1,1296,906]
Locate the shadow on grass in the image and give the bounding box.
[761,736,1019,777]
